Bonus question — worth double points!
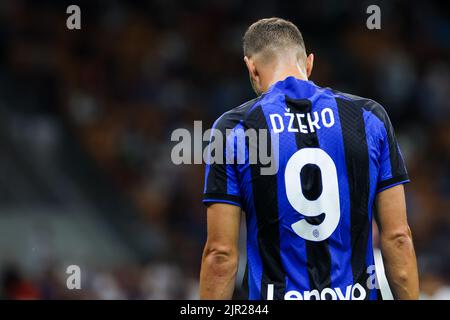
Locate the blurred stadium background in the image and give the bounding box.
[0,0,448,299]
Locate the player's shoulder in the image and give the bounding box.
[211,96,263,131]
[327,87,391,124]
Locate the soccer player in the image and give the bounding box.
[199,18,419,300]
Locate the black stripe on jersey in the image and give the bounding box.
[377,288,383,300]
[203,193,241,204]
[248,105,286,300]
[376,174,409,191]
[329,88,407,180]
[336,97,370,296]
[286,96,332,294]
[362,102,408,180]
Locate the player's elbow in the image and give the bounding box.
[381,226,416,267]
[202,242,239,276]
[381,226,419,296]
[382,226,414,250]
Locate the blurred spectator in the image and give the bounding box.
[1,265,40,299]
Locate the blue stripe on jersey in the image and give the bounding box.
[232,122,264,299]
[225,125,241,196]
[363,109,381,299]
[378,119,393,181]
[313,90,354,291]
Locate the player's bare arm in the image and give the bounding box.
[200,203,241,299]
[376,185,419,299]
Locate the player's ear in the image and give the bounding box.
[306,53,314,78]
[244,56,262,94]
[244,56,258,80]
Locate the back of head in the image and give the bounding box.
[243,17,307,62]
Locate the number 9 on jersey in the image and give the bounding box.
[285,148,341,241]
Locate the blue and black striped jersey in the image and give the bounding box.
[203,76,409,300]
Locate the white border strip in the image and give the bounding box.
[374,248,394,300]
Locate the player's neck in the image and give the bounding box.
[263,65,308,93]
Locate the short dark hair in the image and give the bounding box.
[243,17,306,59]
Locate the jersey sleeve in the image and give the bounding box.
[376,106,410,193]
[203,115,242,207]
